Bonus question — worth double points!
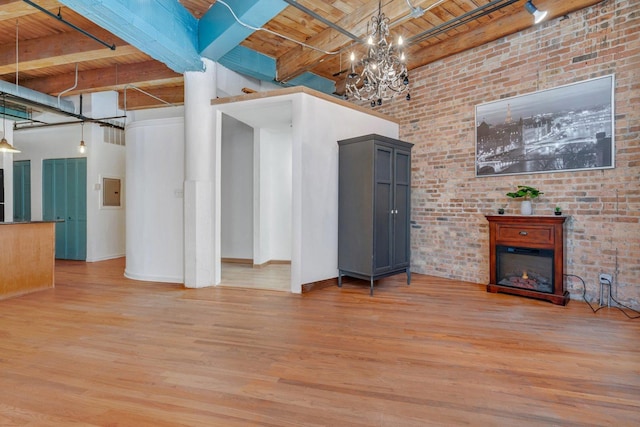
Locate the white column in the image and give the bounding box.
[184,58,217,288]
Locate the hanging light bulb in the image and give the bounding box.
[0,93,20,154]
[79,122,87,154]
[0,137,19,153]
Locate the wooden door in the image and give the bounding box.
[13,160,31,222]
[42,158,87,260]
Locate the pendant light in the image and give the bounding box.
[0,94,20,153]
[79,122,86,154]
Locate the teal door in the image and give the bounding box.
[43,158,87,260]
[13,160,31,222]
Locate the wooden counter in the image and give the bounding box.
[0,221,56,300]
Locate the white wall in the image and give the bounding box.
[259,128,292,263]
[292,93,399,287]
[12,91,126,262]
[253,127,293,265]
[125,116,185,283]
[86,125,127,261]
[221,114,253,260]
[86,90,127,262]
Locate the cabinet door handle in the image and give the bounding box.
[519,231,528,236]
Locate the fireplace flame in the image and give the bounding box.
[522,271,528,279]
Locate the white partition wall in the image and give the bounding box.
[213,88,399,293]
[123,88,398,291]
[125,117,185,282]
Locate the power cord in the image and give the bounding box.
[564,274,640,319]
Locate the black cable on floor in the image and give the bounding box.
[564,274,640,319]
[602,278,640,320]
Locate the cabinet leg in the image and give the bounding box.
[370,278,374,296]
[338,271,342,288]
[407,269,411,285]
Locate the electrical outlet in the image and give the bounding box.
[599,273,613,285]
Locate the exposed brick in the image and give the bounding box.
[367,2,640,308]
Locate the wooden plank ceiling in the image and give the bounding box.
[0,0,601,113]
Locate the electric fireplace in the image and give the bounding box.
[496,246,554,293]
[486,215,568,305]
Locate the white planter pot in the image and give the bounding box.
[521,200,533,215]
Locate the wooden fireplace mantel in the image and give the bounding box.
[486,215,569,305]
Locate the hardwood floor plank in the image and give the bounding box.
[0,258,637,425]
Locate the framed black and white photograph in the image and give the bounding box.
[475,74,615,177]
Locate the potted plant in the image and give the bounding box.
[506,185,543,215]
[554,206,562,216]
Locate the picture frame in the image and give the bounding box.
[475,74,615,177]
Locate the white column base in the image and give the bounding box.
[184,179,215,288]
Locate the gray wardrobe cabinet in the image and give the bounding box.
[337,134,413,295]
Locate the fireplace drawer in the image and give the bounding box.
[495,224,554,245]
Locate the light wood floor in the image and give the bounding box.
[221,262,290,292]
[0,258,638,426]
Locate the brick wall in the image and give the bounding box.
[375,0,639,307]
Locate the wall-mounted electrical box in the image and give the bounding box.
[103,177,121,207]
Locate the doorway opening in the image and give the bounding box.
[220,113,293,292]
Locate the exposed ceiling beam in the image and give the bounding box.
[219,45,335,94]
[56,0,203,73]
[0,27,132,75]
[118,84,184,110]
[198,0,287,60]
[19,60,182,96]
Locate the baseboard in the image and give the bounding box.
[221,258,253,265]
[124,269,183,284]
[86,253,126,263]
[253,260,291,268]
[301,276,344,293]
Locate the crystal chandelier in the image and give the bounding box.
[345,1,410,107]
